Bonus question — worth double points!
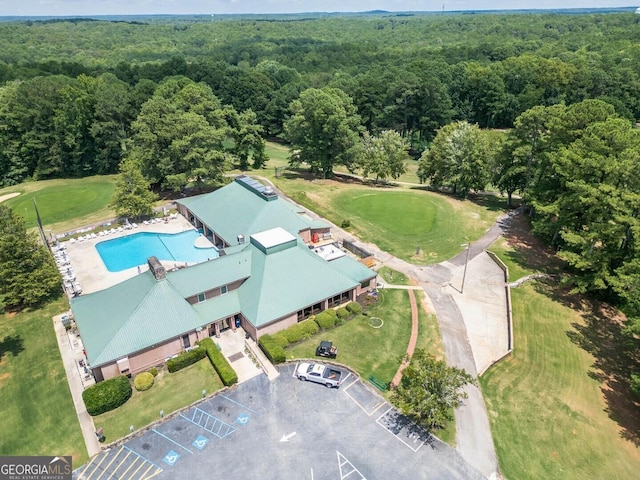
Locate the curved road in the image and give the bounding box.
[261,176,519,479]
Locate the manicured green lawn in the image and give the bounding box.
[480,245,640,479]
[330,189,497,263]
[0,176,117,234]
[286,289,413,386]
[94,360,223,442]
[0,297,87,464]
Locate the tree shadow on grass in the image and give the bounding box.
[502,214,565,275]
[0,334,25,361]
[502,215,640,445]
[537,281,640,446]
[566,306,640,446]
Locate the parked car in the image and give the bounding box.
[316,340,338,358]
[296,362,344,388]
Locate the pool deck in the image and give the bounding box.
[60,216,214,295]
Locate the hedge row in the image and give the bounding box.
[281,318,319,344]
[82,375,132,416]
[259,335,286,364]
[198,338,238,386]
[167,346,206,373]
[346,301,361,314]
[258,302,364,362]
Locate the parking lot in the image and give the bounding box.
[74,364,483,480]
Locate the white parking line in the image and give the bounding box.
[375,408,425,453]
[343,382,386,416]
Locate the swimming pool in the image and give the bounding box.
[96,230,218,272]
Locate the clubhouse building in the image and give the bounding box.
[71,176,376,382]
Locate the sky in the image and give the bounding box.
[1,0,638,16]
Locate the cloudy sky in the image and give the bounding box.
[2,1,638,16]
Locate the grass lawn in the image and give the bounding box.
[286,289,413,386]
[277,181,499,263]
[0,176,117,234]
[94,359,223,442]
[376,266,411,285]
[481,242,640,479]
[0,297,87,464]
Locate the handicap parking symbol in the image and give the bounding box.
[236,413,250,425]
[163,450,181,466]
[192,434,209,450]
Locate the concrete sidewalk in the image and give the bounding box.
[215,328,279,382]
[52,313,101,459]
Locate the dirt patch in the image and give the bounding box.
[0,192,20,204]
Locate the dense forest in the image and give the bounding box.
[1,13,640,182]
[0,12,639,391]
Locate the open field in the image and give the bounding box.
[0,176,117,234]
[483,238,640,479]
[94,360,223,442]
[0,297,87,464]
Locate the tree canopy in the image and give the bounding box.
[391,350,475,431]
[0,206,61,309]
[284,87,362,178]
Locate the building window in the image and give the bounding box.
[220,285,228,295]
[297,302,322,321]
[197,293,205,303]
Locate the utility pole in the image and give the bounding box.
[461,242,471,293]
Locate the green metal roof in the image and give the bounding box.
[326,255,377,284]
[238,239,359,327]
[193,290,241,321]
[176,178,328,243]
[71,272,207,367]
[167,249,252,298]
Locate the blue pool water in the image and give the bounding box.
[96,230,218,272]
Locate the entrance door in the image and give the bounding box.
[182,334,190,349]
[220,317,230,332]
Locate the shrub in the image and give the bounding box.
[259,334,286,364]
[134,372,154,391]
[315,311,336,330]
[281,318,319,344]
[271,333,290,348]
[198,338,238,386]
[336,307,350,319]
[341,219,351,228]
[166,346,206,373]
[82,375,132,416]
[149,367,158,377]
[346,301,362,314]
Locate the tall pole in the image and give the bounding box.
[461,242,471,294]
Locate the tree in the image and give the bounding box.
[357,130,408,182]
[391,349,475,431]
[417,121,493,198]
[127,77,230,189]
[284,87,362,178]
[227,109,269,170]
[109,158,157,220]
[0,206,60,309]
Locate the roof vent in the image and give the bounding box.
[237,234,245,244]
[147,256,166,280]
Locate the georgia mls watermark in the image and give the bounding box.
[0,456,71,480]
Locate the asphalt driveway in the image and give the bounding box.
[75,364,483,480]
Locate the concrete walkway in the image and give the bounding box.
[52,313,101,459]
